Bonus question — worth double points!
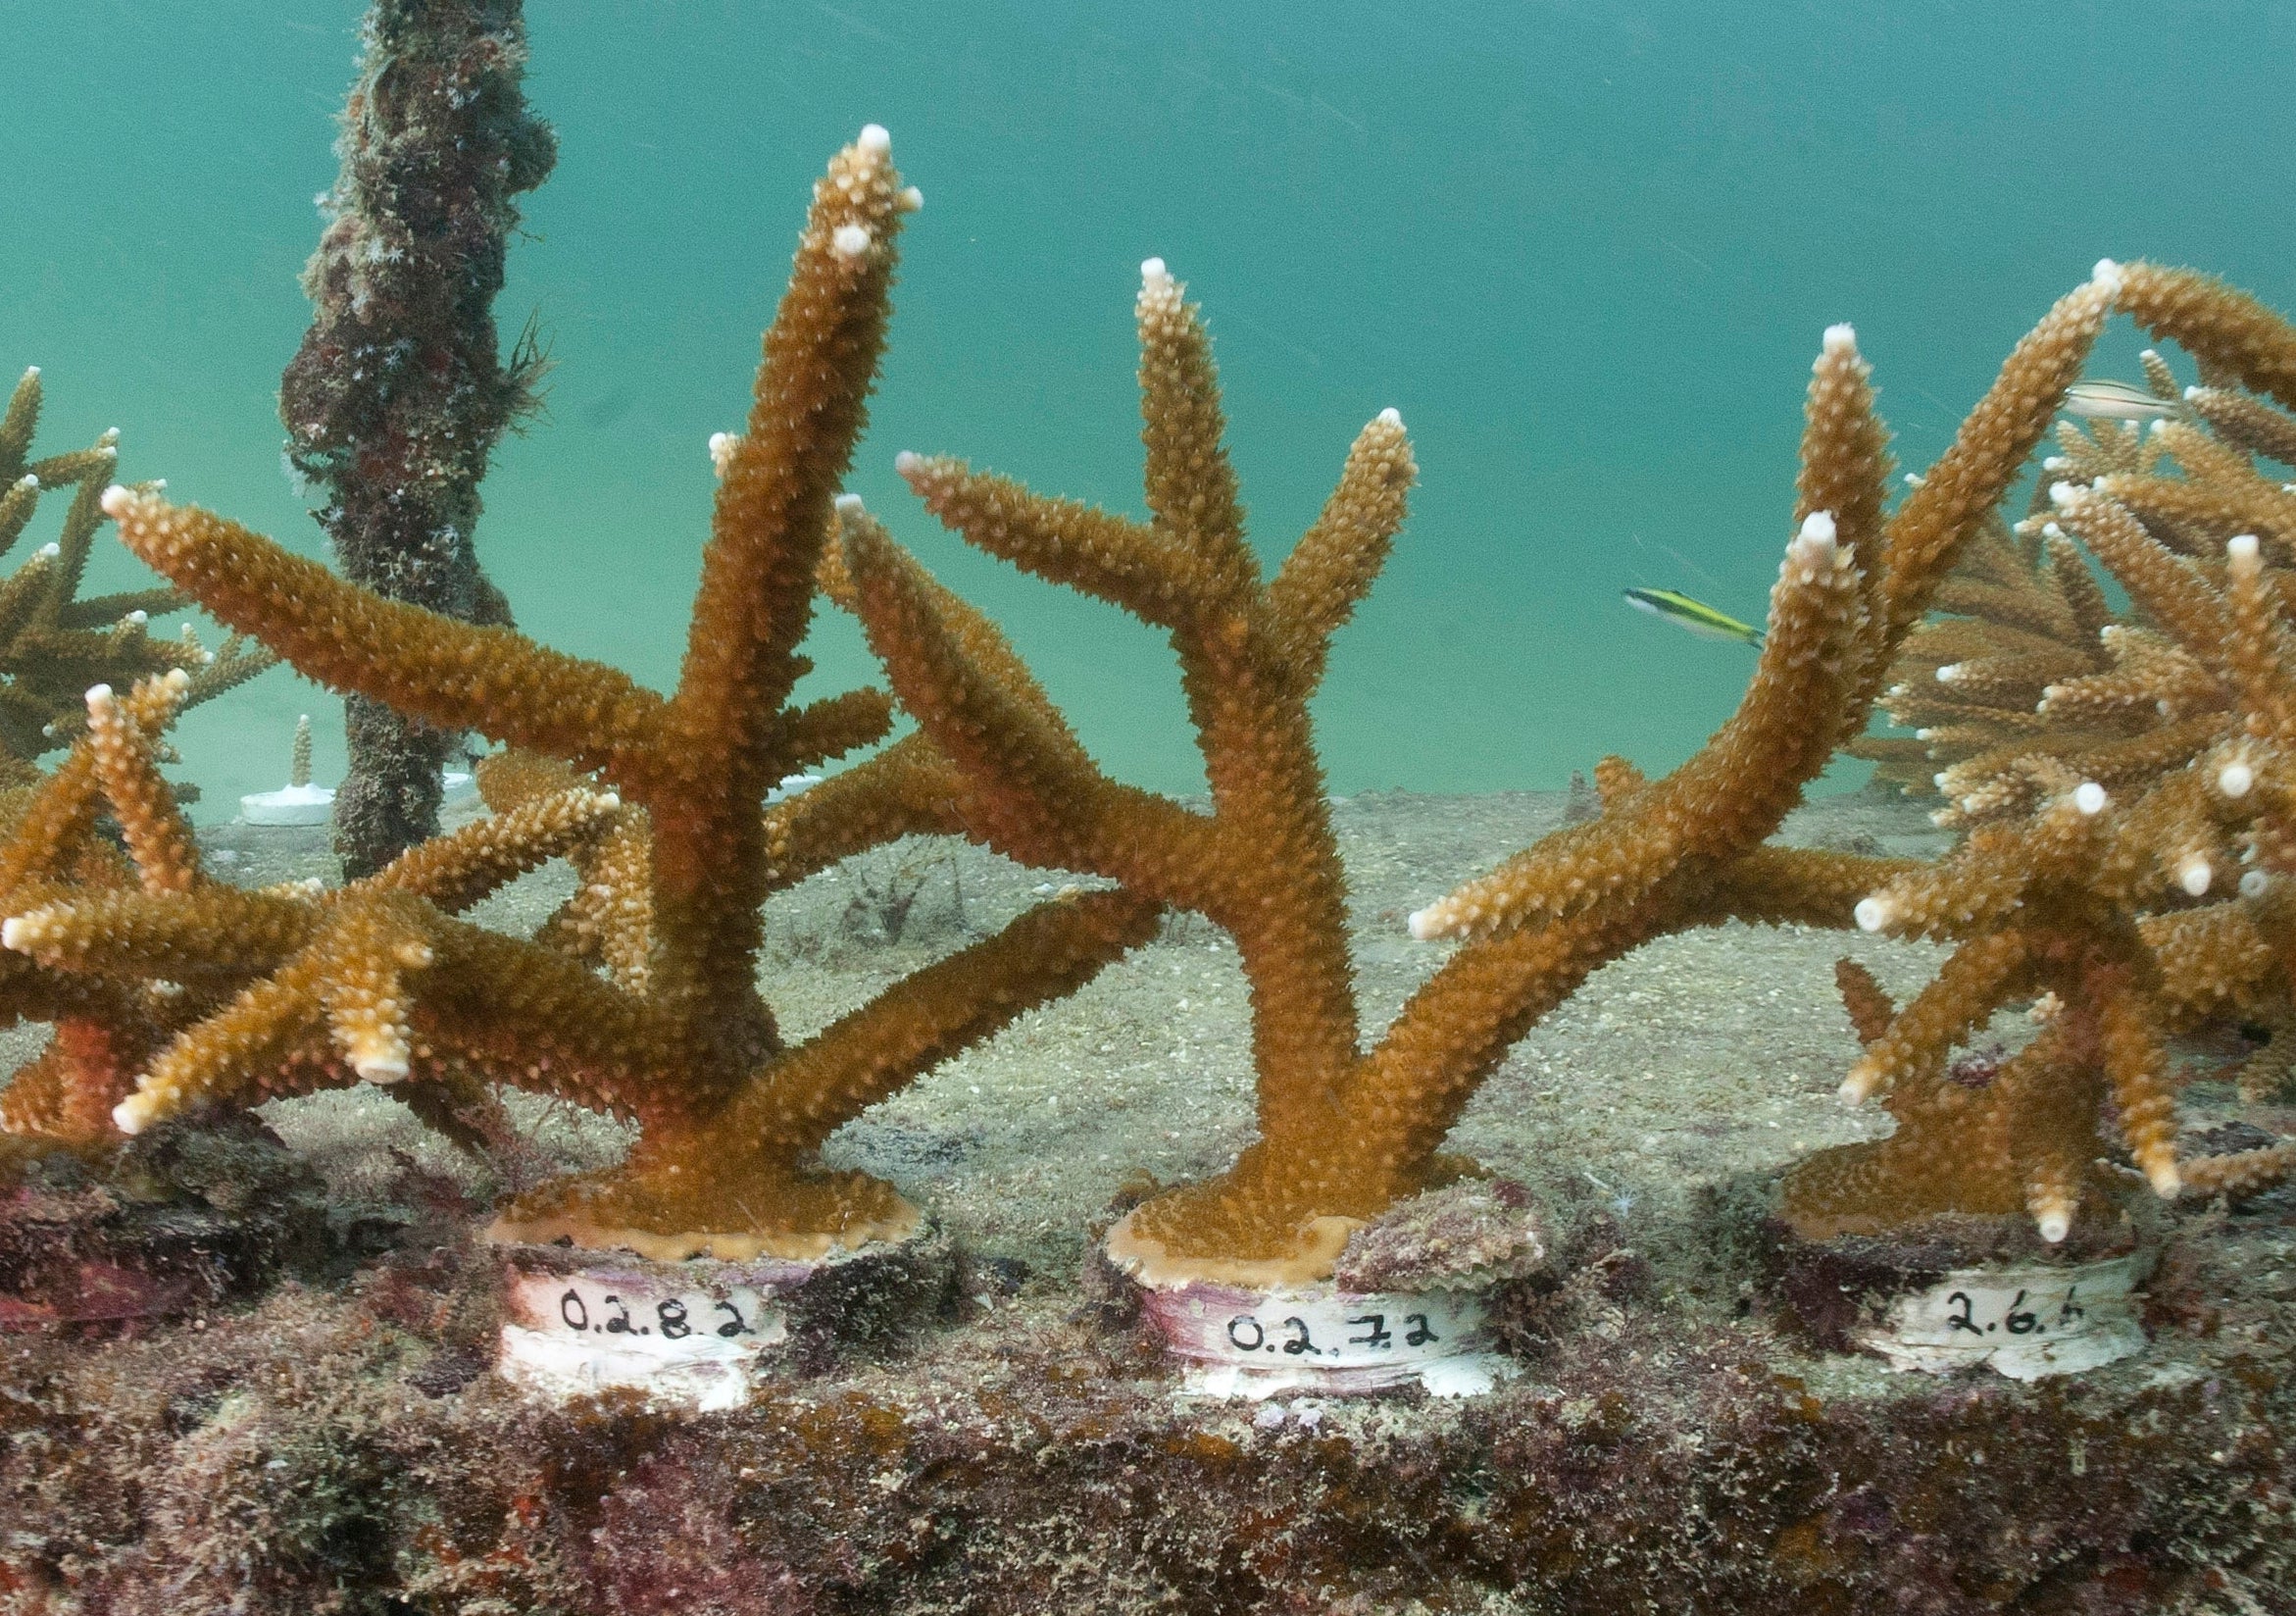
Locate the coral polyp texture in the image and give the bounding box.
[81,132,1159,1260]
[1793,265,2296,1239]
[828,254,2114,1285]
[0,368,271,789]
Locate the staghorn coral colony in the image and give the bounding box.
[46,130,1160,1263]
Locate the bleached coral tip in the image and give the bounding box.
[83,683,113,707]
[829,223,872,259]
[13,476,34,490]
[2072,781,2107,815]
[594,791,621,812]
[1376,406,1402,428]
[2241,869,2271,899]
[37,542,58,558]
[2219,761,2255,798]
[0,918,25,952]
[2090,257,2123,293]
[125,609,146,626]
[893,449,923,477]
[2227,531,2261,564]
[1853,896,1891,934]
[21,366,36,379]
[112,1094,155,1136]
[354,1054,410,1084]
[2147,1162,2181,1199]
[834,492,865,514]
[2036,1211,2071,1244]
[1140,256,1170,283]
[2177,856,2213,897]
[1797,509,1837,545]
[896,185,923,213]
[99,483,133,517]
[1406,905,1446,941]
[2047,480,2081,509]
[1821,322,1856,354]
[1934,663,1961,682]
[856,124,891,153]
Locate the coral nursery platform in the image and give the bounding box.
[2,791,2290,1614]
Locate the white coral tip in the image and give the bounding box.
[856,123,891,153]
[2177,855,2213,897]
[1853,896,1892,934]
[897,185,923,213]
[0,918,26,952]
[1140,256,1170,283]
[83,682,113,708]
[1935,663,1962,683]
[2227,531,2262,566]
[893,449,923,478]
[830,223,872,258]
[1822,322,1856,354]
[1406,905,1447,941]
[2090,257,2124,293]
[2048,480,2082,509]
[1797,509,1838,545]
[595,791,621,812]
[354,1050,410,1084]
[2182,384,2203,402]
[834,492,865,515]
[2036,1209,2071,1244]
[2220,761,2256,798]
[707,430,738,476]
[36,542,57,559]
[113,1092,158,1136]
[2073,781,2108,815]
[125,610,146,626]
[1376,406,1402,428]
[99,484,133,518]
[2147,1160,2181,1199]
[2241,869,2271,899]
[1839,1062,1881,1104]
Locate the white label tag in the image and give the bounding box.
[1140,1282,1506,1398]
[1857,1254,2147,1381]
[497,1265,794,1411]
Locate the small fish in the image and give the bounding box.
[2062,379,2176,421]
[1622,587,1763,646]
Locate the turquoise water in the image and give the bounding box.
[6,2,2292,816]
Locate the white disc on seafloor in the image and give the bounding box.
[238,783,334,827]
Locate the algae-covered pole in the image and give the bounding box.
[282,0,555,876]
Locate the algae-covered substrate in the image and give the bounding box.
[3,784,2290,1614]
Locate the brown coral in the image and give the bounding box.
[824,253,2120,1282]
[1790,264,2296,1238]
[68,131,1159,1259]
[0,367,271,787]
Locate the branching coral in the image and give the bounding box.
[1792,266,2296,1240]
[59,131,1159,1259]
[0,368,271,789]
[817,253,2128,1284]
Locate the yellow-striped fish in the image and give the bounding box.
[1622,587,1763,646]
[2063,379,2176,421]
